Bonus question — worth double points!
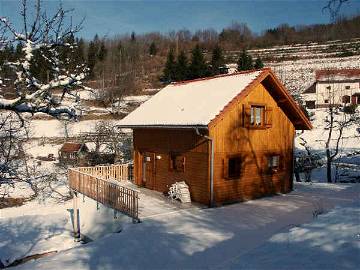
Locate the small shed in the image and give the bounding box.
[59,142,89,166]
[119,68,312,206]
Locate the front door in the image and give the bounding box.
[142,152,155,189]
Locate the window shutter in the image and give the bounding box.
[169,154,174,170]
[223,158,229,178]
[242,104,251,128]
[176,156,186,172]
[265,106,273,128]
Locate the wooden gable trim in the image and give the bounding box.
[265,70,312,130]
[208,68,312,130]
[208,68,270,129]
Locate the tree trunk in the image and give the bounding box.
[326,151,332,183]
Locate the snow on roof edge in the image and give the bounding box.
[118,69,265,127]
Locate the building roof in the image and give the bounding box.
[303,82,316,94]
[60,142,85,153]
[119,68,312,130]
[315,69,360,82]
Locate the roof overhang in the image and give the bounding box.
[116,124,208,129]
[208,68,312,130]
[261,70,312,130]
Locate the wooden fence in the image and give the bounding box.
[76,164,133,182]
[68,164,139,222]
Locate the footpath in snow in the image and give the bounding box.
[7,182,359,270]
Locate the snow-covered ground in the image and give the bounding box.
[1,42,360,269]
[2,182,358,270]
[0,199,77,267]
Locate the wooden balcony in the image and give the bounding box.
[68,164,139,222]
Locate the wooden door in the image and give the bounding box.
[143,152,155,189]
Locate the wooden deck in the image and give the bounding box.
[68,164,139,222]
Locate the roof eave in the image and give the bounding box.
[116,124,208,129]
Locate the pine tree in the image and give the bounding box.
[162,49,176,82]
[131,31,136,42]
[87,41,97,78]
[188,44,208,79]
[97,41,107,62]
[149,42,157,56]
[175,50,188,81]
[237,50,253,71]
[75,38,86,63]
[14,43,24,60]
[254,57,264,69]
[210,45,225,75]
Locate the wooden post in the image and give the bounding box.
[72,191,81,241]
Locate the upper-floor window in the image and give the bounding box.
[324,99,329,104]
[250,106,264,126]
[326,86,331,90]
[243,104,273,129]
[345,86,350,90]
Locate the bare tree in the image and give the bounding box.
[0,0,87,198]
[0,0,87,120]
[0,112,26,197]
[324,105,359,182]
[323,0,351,21]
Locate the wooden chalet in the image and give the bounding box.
[118,68,312,206]
[59,142,89,166]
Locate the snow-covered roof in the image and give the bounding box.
[119,70,262,127]
[60,142,86,153]
[316,69,360,82]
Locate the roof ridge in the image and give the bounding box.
[171,68,269,86]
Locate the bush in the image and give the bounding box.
[343,104,358,114]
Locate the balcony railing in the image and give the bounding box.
[68,164,139,222]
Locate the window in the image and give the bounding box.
[326,86,331,90]
[324,99,329,104]
[345,86,350,90]
[250,106,264,126]
[243,104,272,129]
[169,153,185,172]
[305,100,316,109]
[267,155,280,173]
[342,95,350,104]
[226,156,242,179]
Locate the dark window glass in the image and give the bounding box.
[342,95,350,103]
[170,153,185,172]
[228,156,241,179]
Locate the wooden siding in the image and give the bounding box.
[133,128,210,205]
[210,82,295,203]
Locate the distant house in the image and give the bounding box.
[303,69,360,109]
[119,68,311,206]
[59,142,89,166]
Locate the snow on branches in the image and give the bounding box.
[0,0,88,121]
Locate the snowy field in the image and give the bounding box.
[270,54,360,95]
[1,182,358,269]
